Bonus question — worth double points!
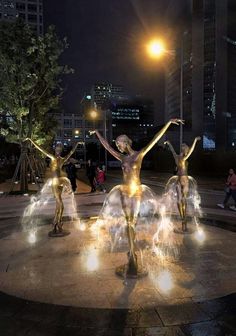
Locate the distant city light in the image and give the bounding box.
[90,110,98,119]
[86,95,91,99]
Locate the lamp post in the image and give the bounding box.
[179,35,184,152]
[146,36,185,150]
[90,108,108,171]
[104,109,107,172]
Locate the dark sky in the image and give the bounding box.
[44,0,190,123]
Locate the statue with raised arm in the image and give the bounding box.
[165,137,201,232]
[25,138,79,236]
[91,118,183,278]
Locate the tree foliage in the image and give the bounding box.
[0,19,73,146]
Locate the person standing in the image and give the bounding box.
[217,168,236,211]
[86,159,96,192]
[96,166,106,192]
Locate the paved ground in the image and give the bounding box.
[0,173,236,335]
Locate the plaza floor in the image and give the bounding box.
[0,180,235,335]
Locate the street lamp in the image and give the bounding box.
[146,36,185,151]
[146,39,165,59]
[90,110,98,120]
[89,108,108,171]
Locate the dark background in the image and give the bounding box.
[44,0,190,122]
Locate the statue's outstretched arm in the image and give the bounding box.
[140,119,184,157]
[25,138,54,160]
[164,140,178,159]
[63,142,80,163]
[184,136,201,160]
[92,130,122,161]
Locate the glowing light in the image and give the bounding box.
[23,193,29,196]
[75,129,80,135]
[14,181,19,184]
[80,223,86,231]
[86,249,99,271]
[28,231,37,244]
[195,228,205,243]
[0,191,4,194]
[90,110,98,119]
[147,39,165,58]
[157,270,173,293]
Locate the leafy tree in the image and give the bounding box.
[0,19,73,191]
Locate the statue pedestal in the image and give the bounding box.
[48,230,70,238]
[115,263,148,279]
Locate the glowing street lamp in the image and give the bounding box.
[146,35,185,150]
[147,39,166,59]
[90,110,98,119]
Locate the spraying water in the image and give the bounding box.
[21,178,80,243]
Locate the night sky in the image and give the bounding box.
[44,0,190,123]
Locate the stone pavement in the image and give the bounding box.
[0,178,236,335]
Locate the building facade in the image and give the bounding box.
[165,0,236,152]
[0,0,43,35]
[110,97,155,144]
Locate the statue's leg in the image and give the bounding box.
[120,191,138,274]
[57,186,64,231]
[176,182,184,220]
[181,177,189,231]
[52,183,60,232]
[52,179,64,232]
[129,196,141,268]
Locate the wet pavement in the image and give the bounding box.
[0,178,236,335]
[0,290,235,335]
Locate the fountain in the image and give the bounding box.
[164,137,201,233]
[91,118,183,278]
[24,138,79,237]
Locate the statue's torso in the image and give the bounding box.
[50,157,65,178]
[176,156,188,176]
[121,151,142,186]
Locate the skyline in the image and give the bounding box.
[44,0,190,122]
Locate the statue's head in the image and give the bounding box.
[115,135,132,153]
[181,143,189,156]
[55,143,63,156]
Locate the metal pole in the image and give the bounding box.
[104,109,107,172]
[180,34,184,152]
[83,118,86,166]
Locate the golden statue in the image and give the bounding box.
[91,119,183,277]
[25,138,79,236]
[165,137,201,232]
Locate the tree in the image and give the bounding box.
[0,20,73,192]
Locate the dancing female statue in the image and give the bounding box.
[165,137,201,232]
[25,138,79,236]
[91,118,183,277]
